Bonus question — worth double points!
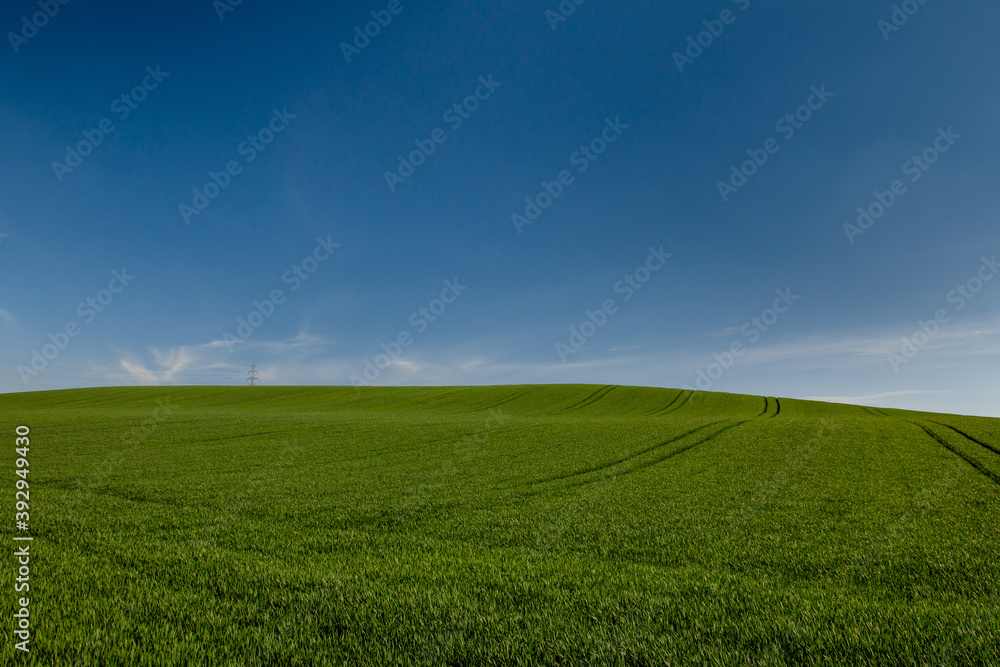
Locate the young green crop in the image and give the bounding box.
[2,385,998,665]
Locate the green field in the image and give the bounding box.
[3,385,999,665]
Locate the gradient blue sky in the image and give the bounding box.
[2,1,998,416]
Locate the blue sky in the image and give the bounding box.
[1,0,998,417]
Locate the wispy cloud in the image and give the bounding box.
[93,331,340,386]
[16,317,997,417]
[0,308,18,329]
[715,321,1000,371]
[606,344,644,353]
[802,389,949,405]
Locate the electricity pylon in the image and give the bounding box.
[246,364,260,386]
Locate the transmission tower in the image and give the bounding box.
[246,364,260,386]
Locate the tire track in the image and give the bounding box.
[527,420,725,485]
[407,389,464,408]
[580,419,752,484]
[552,385,616,414]
[572,385,618,412]
[928,420,1000,457]
[476,386,537,411]
[757,397,769,418]
[647,389,691,416]
[760,397,780,418]
[909,421,1000,488]
[185,423,345,446]
[530,390,782,489]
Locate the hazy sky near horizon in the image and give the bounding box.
[1,1,998,417]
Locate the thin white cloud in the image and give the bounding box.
[607,344,644,353]
[34,316,997,417]
[801,390,949,404]
[94,331,343,386]
[714,321,1000,371]
[0,308,18,329]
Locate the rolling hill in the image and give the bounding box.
[2,385,998,665]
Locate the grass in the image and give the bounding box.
[2,385,999,665]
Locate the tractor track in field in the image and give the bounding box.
[647,390,692,416]
[551,385,617,414]
[533,393,783,487]
[909,421,1000,488]
[579,419,754,484]
[854,406,1000,488]
[406,389,465,408]
[476,386,539,411]
[527,420,727,486]
[759,397,781,418]
[927,420,1000,457]
[183,423,348,446]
